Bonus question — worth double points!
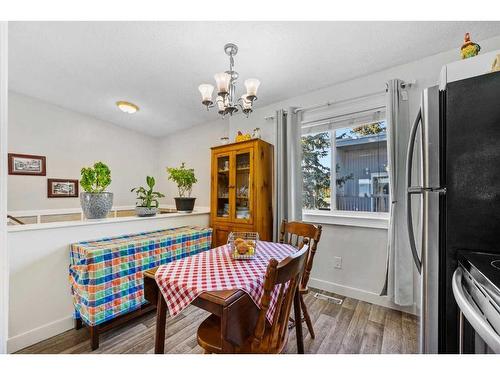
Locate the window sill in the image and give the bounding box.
[302,210,389,229]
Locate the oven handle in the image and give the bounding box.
[452,268,500,354]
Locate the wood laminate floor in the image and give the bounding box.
[16,289,418,354]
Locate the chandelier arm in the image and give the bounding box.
[227,51,236,106]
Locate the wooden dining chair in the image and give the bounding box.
[196,242,309,354]
[279,219,322,339]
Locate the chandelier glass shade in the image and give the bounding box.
[198,43,260,118]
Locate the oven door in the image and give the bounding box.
[452,267,500,354]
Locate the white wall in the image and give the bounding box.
[156,118,228,207]
[0,21,9,355]
[306,225,390,302]
[8,92,161,210]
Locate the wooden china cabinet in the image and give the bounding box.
[210,138,274,247]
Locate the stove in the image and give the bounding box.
[455,251,500,353]
[459,252,500,307]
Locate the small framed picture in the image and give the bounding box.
[47,179,79,198]
[8,153,46,176]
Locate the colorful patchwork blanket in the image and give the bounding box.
[69,226,213,326]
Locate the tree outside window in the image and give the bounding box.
[302,121,388,213]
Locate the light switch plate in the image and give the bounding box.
[334,256,342,269]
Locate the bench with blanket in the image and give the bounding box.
[69,225,213,350]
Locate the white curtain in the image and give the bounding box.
[382,79,415,306]
[273,107,302,240]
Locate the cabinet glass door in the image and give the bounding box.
[215,154,231,219]
[234,149,253,223]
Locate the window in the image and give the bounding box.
[301,116,389,214]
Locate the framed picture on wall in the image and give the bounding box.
[47,178,79,198]
[8,153,46,176]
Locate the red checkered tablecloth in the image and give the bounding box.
[154,241,297,322]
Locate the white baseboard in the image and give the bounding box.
[309,277,417,315]
[7,315,73,353]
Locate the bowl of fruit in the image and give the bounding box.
[228,232,259,260]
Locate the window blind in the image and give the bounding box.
[301,106,386,135]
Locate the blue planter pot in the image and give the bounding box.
[80,192,113,219]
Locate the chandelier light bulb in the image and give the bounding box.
[214,72,231,96]
[198,84,214,107]
[244,78,260,100]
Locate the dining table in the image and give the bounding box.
[143,240,305,354]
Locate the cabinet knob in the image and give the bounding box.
[228,185,235,189]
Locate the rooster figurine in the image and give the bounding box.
[461,33,481,59]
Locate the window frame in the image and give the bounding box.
[300,96,390,228]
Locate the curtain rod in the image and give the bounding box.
[301,105,385,129]
[294,80,415,114]
[294,89,385,114]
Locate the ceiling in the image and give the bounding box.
[8,21,500,137]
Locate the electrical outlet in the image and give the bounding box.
[334,256,342,269]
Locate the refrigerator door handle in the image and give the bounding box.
[406,108,423,274]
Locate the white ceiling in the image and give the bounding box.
[8,21,500,137]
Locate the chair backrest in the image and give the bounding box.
[279,220,322,289]
[251,242,309,352]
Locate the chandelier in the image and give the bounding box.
[198,43,260,118]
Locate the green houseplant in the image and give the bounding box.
[80,162,113,219]
[131,176,165,217]
[166,162,197,212]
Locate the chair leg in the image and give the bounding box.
[300,294,315,339]
[293,289,304,354]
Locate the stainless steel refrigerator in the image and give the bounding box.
[406,50,500,353]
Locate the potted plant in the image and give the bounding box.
[166,162,197,212]
[131,176,165,217]
[80,161,113,219]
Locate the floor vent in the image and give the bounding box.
[313,292,344,305]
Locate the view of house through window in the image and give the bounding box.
[302,120,389,213]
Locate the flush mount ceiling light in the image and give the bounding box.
[198,43,260,118]
[116,101,139,114]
